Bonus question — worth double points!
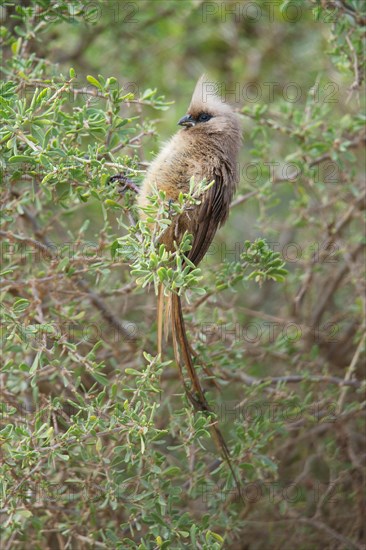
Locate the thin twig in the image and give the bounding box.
[224,369,362,388]
[337,332,366,413]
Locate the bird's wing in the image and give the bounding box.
[187,169,231,266]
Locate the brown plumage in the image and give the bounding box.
[138,75,243,498]
[138,76,241,263]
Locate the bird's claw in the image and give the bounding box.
[109,174,140,195]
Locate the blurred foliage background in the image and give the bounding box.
[0,1,365,549]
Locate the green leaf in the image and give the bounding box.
[13,298,30,313]
[9,155,37,164]
[86,75,102,89]
[125,368,142,376]
[104,199,122,209]
[29,351,41,375]
[92,371,108,385]
[11,37,21,55]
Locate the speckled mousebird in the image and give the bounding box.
[138,75,243,498]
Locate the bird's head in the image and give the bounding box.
[177,75,241,137]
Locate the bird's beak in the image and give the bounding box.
[178,114,195,127]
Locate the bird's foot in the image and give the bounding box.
[109,173,140,194]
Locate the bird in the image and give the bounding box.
[137,75,243,498]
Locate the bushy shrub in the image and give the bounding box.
[1,1,365,548]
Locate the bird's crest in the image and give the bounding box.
[188,74,232,117]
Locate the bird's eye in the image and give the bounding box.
[198,113,212,122]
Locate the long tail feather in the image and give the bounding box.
[170,292,243,502]
[186,339,220,390]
